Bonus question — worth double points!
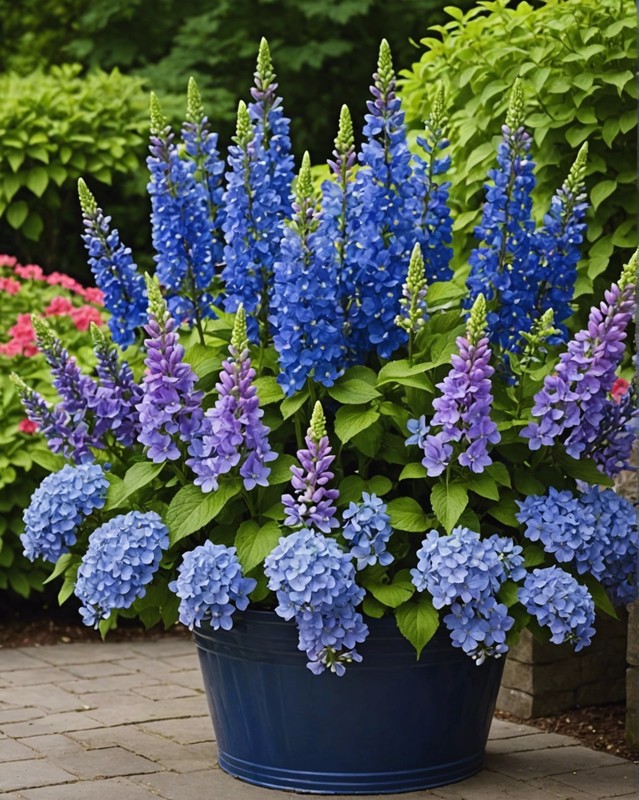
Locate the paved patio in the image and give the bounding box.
[0,639,636,799]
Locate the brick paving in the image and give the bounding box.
[0,639,636,799]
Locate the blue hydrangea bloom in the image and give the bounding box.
[518,567,595,651]
[75,511,169,627]
[169,541,257,630]
[444,597,514,664]
[264,528,368,675]
[342,492,393,570]
[21,464,109,563]
[79,186,148,348]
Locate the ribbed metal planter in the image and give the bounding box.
[193,609,504,795]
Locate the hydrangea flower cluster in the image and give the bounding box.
[187,306,276,492]
[415,295,500,476]
[169,541,256,630]
[137,277,203,463]
[281,402,339,533]
[270,152,346,395]
[75,510,169,627]
[518,566,595,651]
[264,527,368,675]
[147,94,217,325]
[466,81,538,350]
[78,178,148,347]
[342,492,393,571]
[411,526,525,662]
[21,464,108,563]
[521,255,636,459]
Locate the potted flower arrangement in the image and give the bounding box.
[13,40,638,795]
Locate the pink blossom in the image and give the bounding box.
[80,287,105,305]
[70,305,103,331]
[0,277,21,295]
[14,263,44,280]
[0,255,18,268]
[18,418,38,434]
[45,296,74,317]
[0,314,38,357]
[45,272,83,294]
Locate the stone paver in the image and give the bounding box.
[0,638,636,799]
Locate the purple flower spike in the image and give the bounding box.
[187,305,276,492]
[282,402,340,534]
[137,277,203,463]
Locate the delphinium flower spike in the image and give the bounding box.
[187,304,276,491]
[88,323,143,447]
[78,179,147,348]
[413,294,500,475]
[395,242,428,360]
[466,80,538,351]
[271,151,346,394]
[347,39,414,359]
[410,86,453,283]
[281,401,340,533]
[521,252,637,464]
[136,275,203,463]
[147,92,216,330]
[533,142,589,337]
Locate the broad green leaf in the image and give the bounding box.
[334,405,379,443]
[167,479,242,544]
[267,454,297,485]
[523,544,545,568]
[513,470,546,496]
[467,473,500,501]
[362,569,416,608]
[387,497,430,532]
[486,496,520,528]
[430,482,468,533]
[362,595,386,618]
[26,166,48,197]
[328,377,381,404]
[105,461,164,510]
[582,575,618,619]
[556,453,613,486]
[280,390,308,420]
[29,448,66,473]
[58,574,77,605]
[395,595,439,658]
[43,553,76,585]
[235,520,282,573]
[6,201,29,229]
[337,475,392,507]
[498,579,520,607]
[254,376,284,405]
[351,423,384,458]
[486,462,512,487]
[399,462,428,481]
[590,180,617,210]
[377,359,433,388]
[425,281,466,307]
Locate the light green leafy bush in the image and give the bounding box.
[0,65,149,276]
[399,0,637,297]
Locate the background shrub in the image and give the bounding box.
[0,255,106,598]
[0,66,149,278]
[399,0,637,300]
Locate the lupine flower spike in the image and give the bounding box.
[395,242,428,360]
[12,373,75,460]
[136,275,203,463]
[78,178,148,347]
[187,304,276,491]
[271,152,346,394]
[521,251,637,468]
[414,294,500,475]
[281,401,340,533]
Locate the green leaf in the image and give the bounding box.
[362,568,416,608]
[280,390,308,420]
[254,376,284,405]
[30,448,66,473]
[399,462,428,481]
[513,470,546,496]
[167,479,242,544]
[235,520,281,573]
[498,579,520,607]
[590,180,617,211]
[556,453,613,486]
[581,575,618,619]
[105,461,164,510]
[267,454,297,485]
[425,281,466,307]
[395,595,439,658]
[26,166,49,197]
[387,497,430,532]
[377,359,434,391]
[58,574,77,605]
[43,553,75,585]
[486,462,512,487]
[362,595,386,619]
[6,201,29,229]
[334,405,380,443]
[523,544,545,568]
[328,377,381,404]
[430,482,468,533]
[467,473,500,501]
[486,496,520,527]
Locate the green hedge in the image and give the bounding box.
[399,0,637,298]
[0,65,149,277]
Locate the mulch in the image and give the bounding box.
[1,593,637,763]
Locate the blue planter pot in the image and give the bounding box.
[194,608,504,795]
